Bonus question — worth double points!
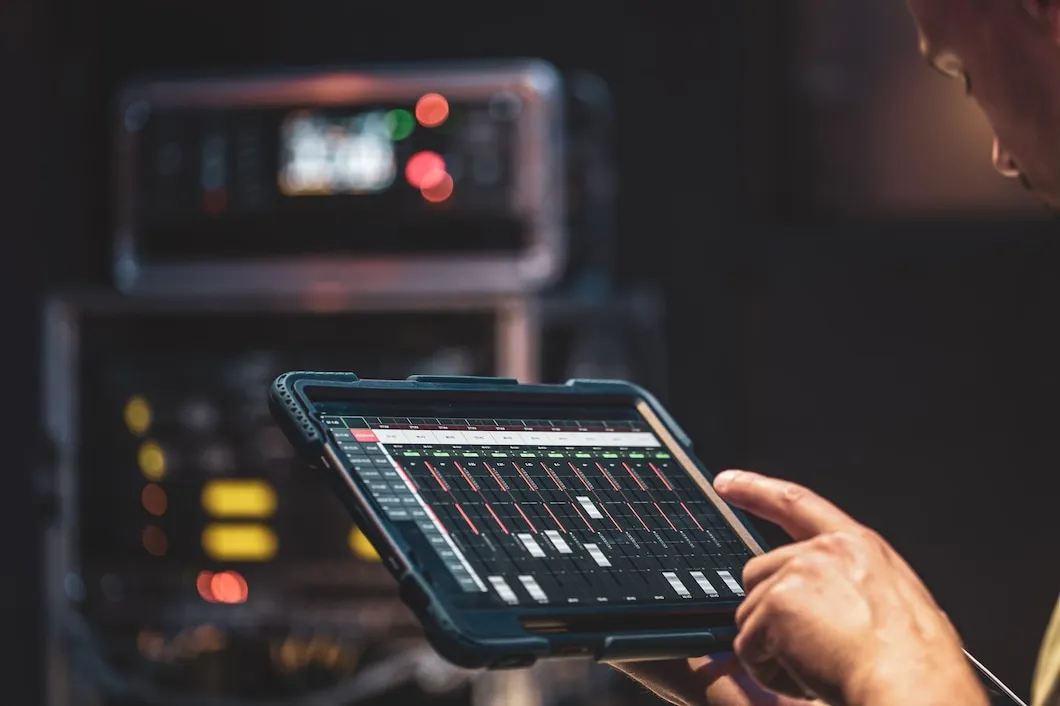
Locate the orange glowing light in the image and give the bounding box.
[405,151,446,189]
[142,525,168,557]
[421,172,454,203]
[415,93,449,128]
[209,570,249,604]
[141,483,167,516]
[197,571,217,602]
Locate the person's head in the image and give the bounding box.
[907,0,1060,207]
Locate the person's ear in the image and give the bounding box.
[1023,0,1060,43]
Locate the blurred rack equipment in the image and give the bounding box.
[51,57,670,706]
[112,60,565,296]
[544,70,668,400]
[540,287,667,399]
[40,292,537,706]
[559,70,618,293]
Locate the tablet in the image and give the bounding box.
[270,373,767,668]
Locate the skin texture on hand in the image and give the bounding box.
[609,471,990,706]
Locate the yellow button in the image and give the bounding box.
[201,523,277,562]
[201,479,277,519]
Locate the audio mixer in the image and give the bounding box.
[320,411,749,607]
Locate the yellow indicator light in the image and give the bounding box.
[202,523,277,562]
[348,525,380,562]
[138,441,166,481]
[124,396,152,435]
[201,479,277,519]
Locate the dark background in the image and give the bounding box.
[3,0,1058,703]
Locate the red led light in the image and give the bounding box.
[415,93,449,128]
[196,571,216,602]
[197,569,248,604]
[210,571,249,604]
[405,151,446,189]
[421,172,454,203]
[141,483,167,516]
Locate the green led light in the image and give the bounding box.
[387,109,415,141]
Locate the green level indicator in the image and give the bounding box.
[547,453,564,458]
[462,452,480,457]
[402,451,421,457]
[575,453,592,458]
[386,109,415,140]
[432,451,451,457]
[520,452,537,458]
[491,452,508,457]
[654,453,672,459]
[602,453,619,459]
[629,453,646,459]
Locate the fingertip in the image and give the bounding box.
[713,469,744,492]
[717,472,854,540]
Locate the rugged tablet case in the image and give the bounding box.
[269,372,770,669]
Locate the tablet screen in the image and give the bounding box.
[315,399,756,609]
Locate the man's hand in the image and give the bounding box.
[714,470,986,706]
[611,470,990,706]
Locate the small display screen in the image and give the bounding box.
[313,399,755,609]
[280,110,399,196]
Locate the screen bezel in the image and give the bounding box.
[299,381,765,628]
